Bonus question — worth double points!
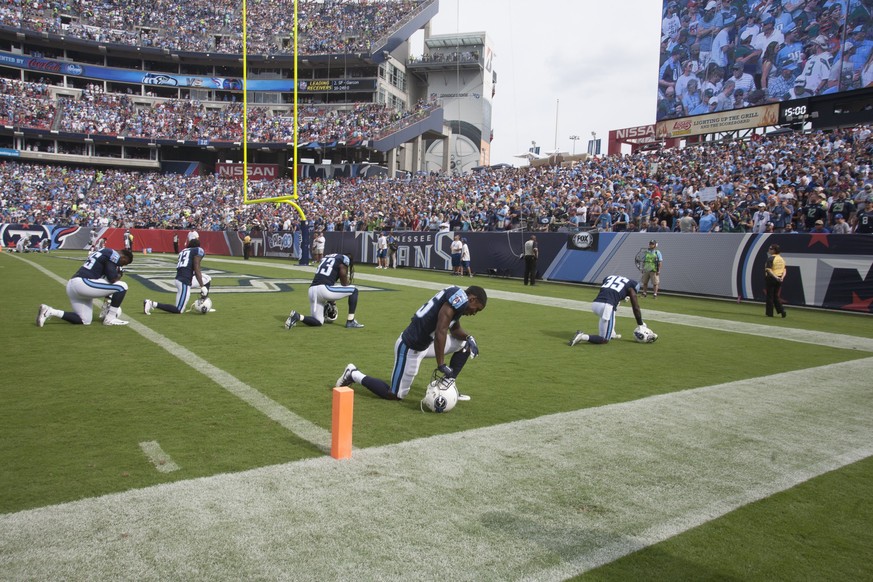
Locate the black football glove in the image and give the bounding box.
[466,335,479,358]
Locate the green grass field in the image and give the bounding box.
[1,250,872,581]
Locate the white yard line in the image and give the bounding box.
[130,321,333,451]
[138,441,180,473]
[2,357,872,580]
[215,260,873,353]
[15,254,333,453]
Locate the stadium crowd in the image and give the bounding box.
[657,0,873,119]
[2,80,437,143]
[2,125,872,234]
[0,79,56,129]
[0,0,426,55]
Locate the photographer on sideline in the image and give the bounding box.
[640,239,663,298]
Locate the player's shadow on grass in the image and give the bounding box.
[543,328,580,344]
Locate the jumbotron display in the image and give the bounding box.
[656,0,873,120]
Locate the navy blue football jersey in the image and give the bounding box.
[176,246,205,285]
[402,286,469,350]
[311,254,349,286]
[74,248,124,281]
[857,210,873,233]
[593,275,640,307]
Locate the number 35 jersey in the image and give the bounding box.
[593,275,640,307]
[402,286,469,350]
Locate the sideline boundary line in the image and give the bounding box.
[2,356,872,580]
[210,258,873,352]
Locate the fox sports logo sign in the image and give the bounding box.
[572,231,594,250]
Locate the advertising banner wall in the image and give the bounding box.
[4,224,870,313]
[264,231,301,258]
[215,163,281,180]
[321,230,873,313]
[0,50,283,91]
[296,79,376,92]
[0,51,380,92]
[656,105,780,138]
[540,231,873,314]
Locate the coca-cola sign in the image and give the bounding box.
[26,59,62,73]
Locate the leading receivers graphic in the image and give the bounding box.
[336,285,487,401]
[569,275,650,345]
[284,253,364,329]
[36,247,134,326]
[143,231,211,315]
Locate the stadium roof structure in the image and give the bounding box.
[514,151,547,161]
[424,32,489,49]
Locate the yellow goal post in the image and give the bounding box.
[240,0,305,221]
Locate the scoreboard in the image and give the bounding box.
[779,100,810,124]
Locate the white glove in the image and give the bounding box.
[200,286,208,297]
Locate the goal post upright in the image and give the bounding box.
[293,0,299,204]
[239,0,306,218]
[238,0,308,263]
[242,0,248,205]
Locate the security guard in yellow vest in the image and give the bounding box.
[764,243,787,318]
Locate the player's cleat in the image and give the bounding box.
[569,330,589,346]
[610,332,622,340]
[36,304,50,327]
[143,299,154,315]
[284,310,301,329]
[337,363,357,387]
[99,298,111,321]
[457,394,471,401]
[345,319,364,328]
[103,317,129,326]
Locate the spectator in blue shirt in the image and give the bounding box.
[698,206,718,232]
[597,210,613,232]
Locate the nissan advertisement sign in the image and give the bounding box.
[215,163,281,181]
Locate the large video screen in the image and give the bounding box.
[656,0,873,120]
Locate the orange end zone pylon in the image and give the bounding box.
[331,387,354,459]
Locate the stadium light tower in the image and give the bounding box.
[569,135,580,155]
